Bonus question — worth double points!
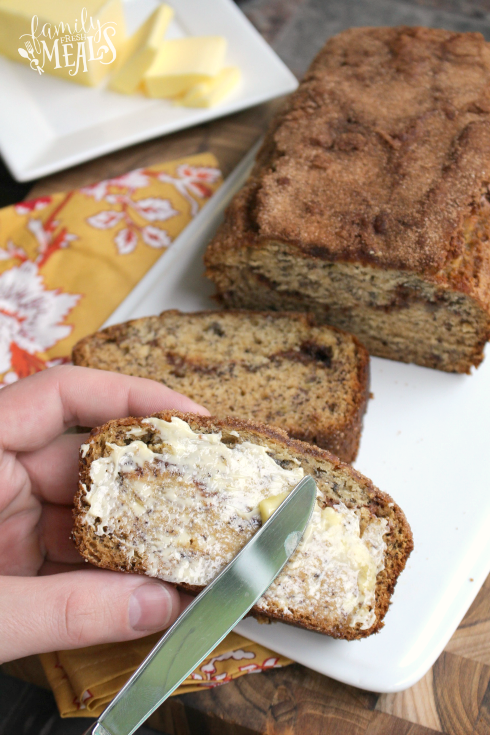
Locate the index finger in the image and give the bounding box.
[0,365,209,452]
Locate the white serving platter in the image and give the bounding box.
[0,0,297,181]
[103,143,490,694]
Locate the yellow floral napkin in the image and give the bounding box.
[0,152,292,715]
[41,632,291,717]
[0,153,222,384]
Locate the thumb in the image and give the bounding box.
[0,570,181,662]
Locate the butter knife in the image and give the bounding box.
[84,475,317,735]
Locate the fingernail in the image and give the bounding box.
[128,582,173,631]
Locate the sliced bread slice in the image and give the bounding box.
[73,412,413,640]
[72,310,370,463]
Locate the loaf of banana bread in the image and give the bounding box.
[204,26,490,373]
[72,310,370,462]
[73,412,413,639]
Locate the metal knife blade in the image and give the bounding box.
[85,475,317,735]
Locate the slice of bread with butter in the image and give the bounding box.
[73,412,412,639]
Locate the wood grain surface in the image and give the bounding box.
[2,1,490,733]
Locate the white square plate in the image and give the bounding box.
[102,142,490,693]
[0,0,297,181]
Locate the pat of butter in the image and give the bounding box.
[109,3,173,94]
[259,491,289,524]
[144,36,227,99]
[0,0,126,86]
[321,506,342,528]
[358,562,376,595]
[177,66,241,108]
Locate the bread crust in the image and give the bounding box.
[73,411,413,641]
[72,309,370,463]
[209,27,490,276]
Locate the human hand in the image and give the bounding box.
[0,365,209,663]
